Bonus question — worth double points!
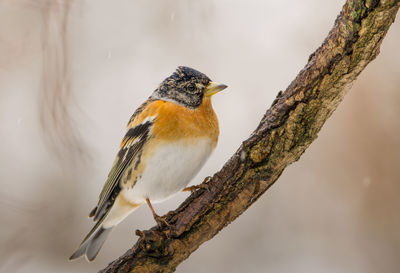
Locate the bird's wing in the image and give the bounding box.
[92,99,156,221]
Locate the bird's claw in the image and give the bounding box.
[182,176,212,194]
[154,215,171,229]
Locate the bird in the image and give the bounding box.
[69,66,227,261]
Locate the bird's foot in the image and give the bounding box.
[145,197,171,229]
[182,176,212,194]
[153,214,172,229]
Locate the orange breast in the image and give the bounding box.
[134,97,219,145]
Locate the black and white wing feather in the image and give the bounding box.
[92,103,155,221]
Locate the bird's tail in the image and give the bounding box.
[69,213,112,262]
[70,195,142,261]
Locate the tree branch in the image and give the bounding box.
[101,1,399,272]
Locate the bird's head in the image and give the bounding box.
[153,66,227,108]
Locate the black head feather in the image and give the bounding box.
[152,66,211,108]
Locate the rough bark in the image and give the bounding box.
[101,1,399,272]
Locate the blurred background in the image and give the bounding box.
[0,0,399,272]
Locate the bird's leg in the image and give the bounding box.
[145,198,170,228]
[182,176,212,193]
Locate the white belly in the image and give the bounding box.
[122,138,214,203]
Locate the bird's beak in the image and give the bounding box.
[204,81,228,97]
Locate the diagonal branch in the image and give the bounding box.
[101,1,399,272]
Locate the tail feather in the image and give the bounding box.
[69,226,113,261]
[69,212,110,261]
[86,227,112,261]
[70,195,142,261]
[69,239,90,260]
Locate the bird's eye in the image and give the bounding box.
[188,83,196,92]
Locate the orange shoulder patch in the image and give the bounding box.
[132,100,164,126]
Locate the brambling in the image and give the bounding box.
[70,66,227,261]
